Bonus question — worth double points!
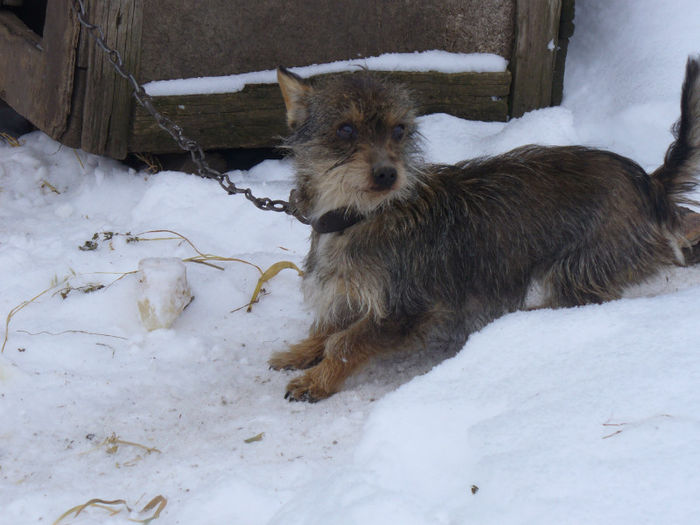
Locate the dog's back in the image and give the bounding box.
[407,145,684,311]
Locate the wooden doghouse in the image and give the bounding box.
[0,0,575,160]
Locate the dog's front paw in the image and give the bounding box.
[268,335,327,371]
[268,350,300,371]
[269,349,321,371]
[283,372,334,403]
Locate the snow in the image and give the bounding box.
[144,50,507,96]
[2,1,700,524]
[136,258,192,331]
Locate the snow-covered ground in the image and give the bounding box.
[2,1,700,524]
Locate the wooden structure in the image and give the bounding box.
[0,0,574,159]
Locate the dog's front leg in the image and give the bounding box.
[283,316,394,402]
[268,327,330,371]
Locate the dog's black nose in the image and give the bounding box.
[372,166,397,190]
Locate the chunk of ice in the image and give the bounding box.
[137,258,192,330]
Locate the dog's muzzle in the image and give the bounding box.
[372,165,397,190]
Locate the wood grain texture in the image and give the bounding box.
[138,0,515,82]
[81,0,142,158]
[0,1,79,137]
[1,0,573,157]
[509,0,562,118]
[129,71,511,153]
[551,0,575,106]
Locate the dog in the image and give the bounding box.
[269,57,700,402]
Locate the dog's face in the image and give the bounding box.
[278,68,422,219]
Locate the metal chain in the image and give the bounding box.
[70,0,308,224]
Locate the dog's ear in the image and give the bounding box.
[277,67,312,129]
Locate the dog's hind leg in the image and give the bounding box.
[542,226,673,307]
[541,250,620,307]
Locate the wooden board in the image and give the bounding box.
[129,71,511,154]
[1,0,571,158]
[138,0,515,82]
[80,0,142,158]
[509,0,562,117]
[551,0,576,106]
[0,1,79,138]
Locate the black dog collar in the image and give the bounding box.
[311,208,365,234]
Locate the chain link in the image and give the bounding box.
[70,0,308,224]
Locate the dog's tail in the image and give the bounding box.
[652,56,700,205]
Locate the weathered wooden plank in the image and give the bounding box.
[129,84,291,152]
[0,1,79,137]
[44,1,81,138]
[138,0,515,82]
[551,0,575,106]
[0,11,42,105]
[509,0,562,117]
[81,0,142,158]
[389,71,511,97]
[59,64,87,149]
[128,71,510,153]
[59,0,95,148]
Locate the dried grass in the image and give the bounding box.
[244,432,265,443]
[53,495,167,525]
[2,228,303,352]
[98,433,162,456]
[2,277,68,353]
[40,179,61,194]
[1,271,134,353]
[0,132,22,147]
[80,433,162,470]
[133,230,304,310]
[69,149,85,170]
[133,153,163,174]
[247,261,303,312]
[17,329,127,340]
[139,229,264,273]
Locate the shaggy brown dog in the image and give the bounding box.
[269,58,700,402]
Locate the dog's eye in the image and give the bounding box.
[336,123,357,140]
[391,124,406,141]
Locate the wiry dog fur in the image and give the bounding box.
[269,58,700,402]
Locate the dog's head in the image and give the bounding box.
[278,68,422,221]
